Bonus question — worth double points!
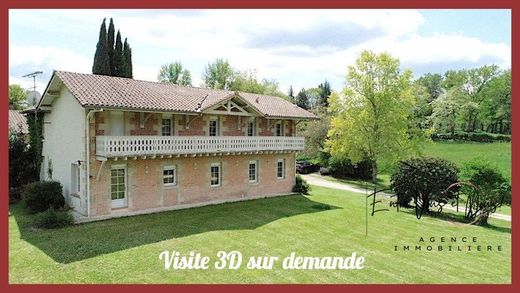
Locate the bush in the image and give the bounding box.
[22,181,65,213]
[328,156,373,180]
[33,208,74,229]
[293,175,310,195]
[431,131,511,142]
[460,160,511,225]
[390,157,459,212]
[9,130,38,202]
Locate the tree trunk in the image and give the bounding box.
[371,160,377,184]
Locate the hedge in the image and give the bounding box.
[431,132,510,143]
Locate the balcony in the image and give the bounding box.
[95,136,305,159]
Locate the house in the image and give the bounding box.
[37,71,317,221]
[8,109,29,135]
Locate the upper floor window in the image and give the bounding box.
[163,165,176,186]
[248,160,258,183]
[247,119,256,136]
[162,118,173,136]
[276,121,284,136]
[209,119,219,136]
[277,159,285,179]
[210,163,221,187]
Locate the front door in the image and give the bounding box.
[111,165,127,209]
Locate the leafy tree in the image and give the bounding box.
[416,73,443,100]
[327,50,422,184]
[122,38,133,78]
[460,160,510,225]
[92,18,111,75]
[202,58,234,89]
[158,61,192,86]
[410,82,432,129]
[391,157,459,214]
[227,69,286,98]
[9,130,36,201]
[304,87,321,109]
[302,106,330,158]
[479,70,511,134]
[318,81,332,107]
[9,84,27,110]
[296,88,309,110]
[429,90,458,134]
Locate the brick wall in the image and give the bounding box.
[88,153,296,216]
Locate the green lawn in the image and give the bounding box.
[9,185,510,284]
[422,141,511,181]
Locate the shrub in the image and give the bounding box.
[33,208,74,229]
[390,157,459,212]
[431,131,511,142]
[460,160,511,225]
[293,175,310,195]
[328,156,373,180]
[9,130,38,202]
[22,181,65,213]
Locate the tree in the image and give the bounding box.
[327,50,422,184]
[228,70,285,97]
[92,18,111,75]
[202,58,234,89]
[288,85,295,103]
[107,18,116,75]
[318,81,332,107]
[158,62,192,86]
[113,30,124,77]
[296,88,309,110]
[416,73,443,100]
[122,38,133,78]
[302,106,330,158]
[9,84,27,110]
[479,70,511,134]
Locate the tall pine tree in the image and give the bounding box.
[92,18,133,78]
[114,30,124,77]
[107,18,116,75]
[296,88,309,110]
[122,38,133,78]
[318,80,332,107]
[288,85,295,103]
[92,18,111,75]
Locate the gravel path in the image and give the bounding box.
[301,173,511,222]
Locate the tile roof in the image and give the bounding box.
[9,110,28,134]
[51,71,317,119]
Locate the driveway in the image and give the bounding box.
[301,173,511,222]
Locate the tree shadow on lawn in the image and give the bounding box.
[11,195,339,264]
[400,208,511,234]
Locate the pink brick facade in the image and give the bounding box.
[89,110,298,218]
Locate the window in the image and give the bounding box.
[162,118,173,136]
[247,119,256,136]
[277,159,285,179]
[163,166,176,186]
[276,121,284,136]
[70,163,80,194]
[248,161,258,183]
[209,119,219,136]
[111,167,126,201]
[210,163,221,187]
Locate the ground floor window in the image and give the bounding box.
[70,163,80,194]
[163,165,176,186]
[277,159,285,179]
[210,163,221,187]
[249,160,258,183]
[111,165,127,208]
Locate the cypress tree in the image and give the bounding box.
[107,18,116,75]
[92,18,110,75]
[122,38,133,78]
[114,30,124,77]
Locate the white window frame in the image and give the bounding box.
[247,118,256,136]
[248,160,258,183]
[277,159,285,179]
[276,121,284,136]
[210,162,222,187]
[110,164,128,209]
[209,118,219,136]
[161,116,173,136]
[163,165,177,186]
[70,163,80,195]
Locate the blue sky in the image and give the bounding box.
[9,9,511,94]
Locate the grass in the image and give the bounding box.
[422,141,511,181]
[9,185,510,284]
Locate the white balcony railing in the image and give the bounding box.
[96,136,305,158]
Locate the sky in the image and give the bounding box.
[9,9,511,95]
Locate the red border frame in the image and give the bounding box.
[1,0,516,292]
